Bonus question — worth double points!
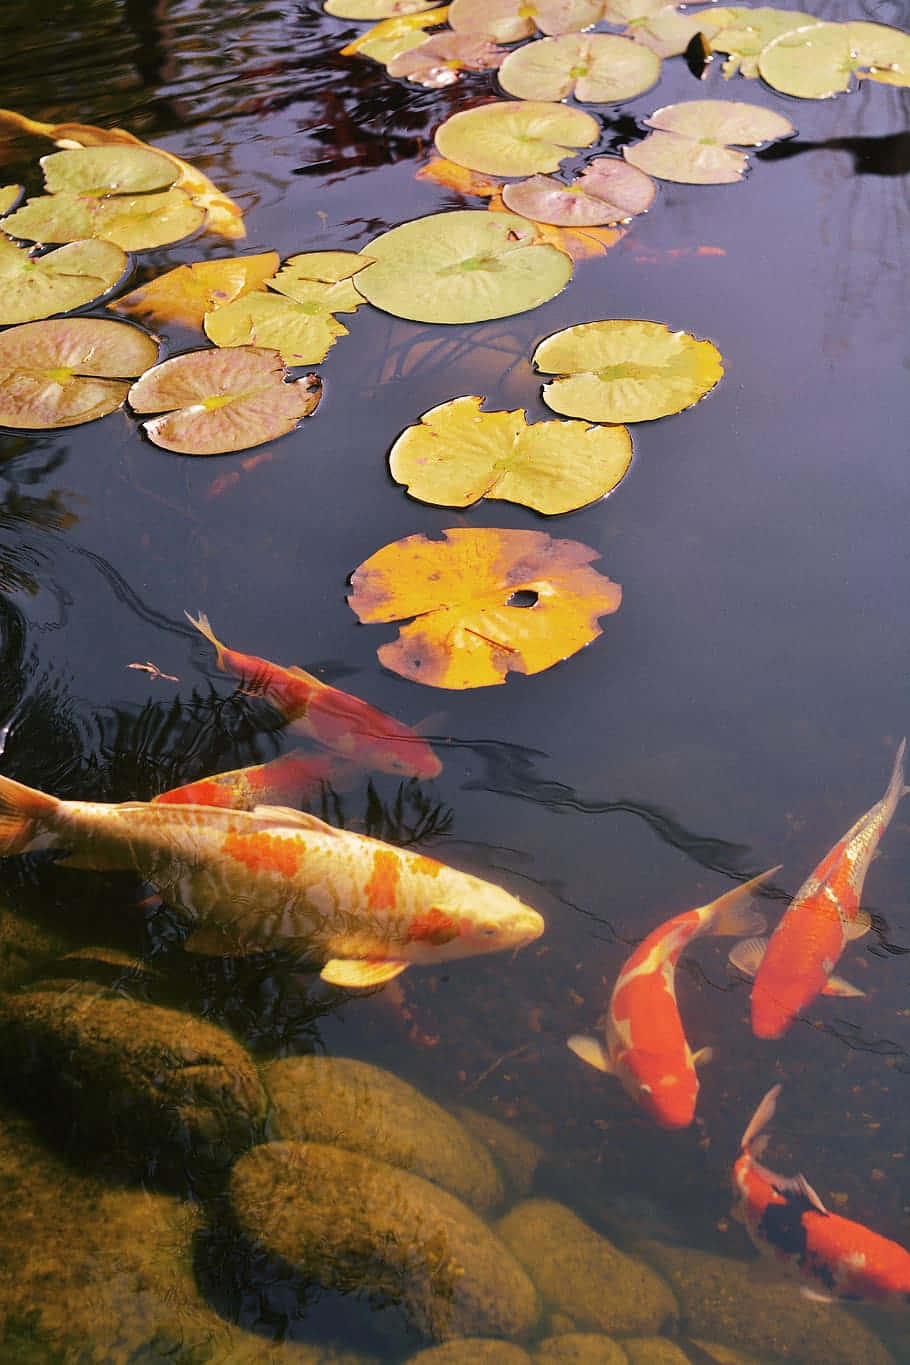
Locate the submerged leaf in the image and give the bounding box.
[499,32,661,102]
[352,210,573,323]
[534,319,724,422]
[0,317,158,429]
[415,157,504,196]
[435,100,600,176]
[623,99,794,183]
[449,0,604,41]
[107,253,281,330]
[759,20,910,97]
[348,526,622,688]
[502,157,656,226]
[387,32,507,85]
[128,346,322,455]
[0,236,129,324]
[389,394,633,512]
[325,0,441,15]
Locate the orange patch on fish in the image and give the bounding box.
[221,830,302,877]
[407,906,459,946]
[364,848,401,910]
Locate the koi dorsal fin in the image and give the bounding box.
[728,935,767,979]
[250,805,341,835]
[740,1083,781,1152]
[285,664,322,686]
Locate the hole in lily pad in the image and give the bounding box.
[508,589,540,608]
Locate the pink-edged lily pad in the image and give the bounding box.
[387,33,507,86]
[502,157,655,226]
[623,100,794,183]
[449,0,604,42]
[128,346,322,455]
[498,32,661,102]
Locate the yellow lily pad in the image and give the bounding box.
[107,252,281,331]
[5,176,204,251]
[0,235,130,325]
[389,394,633,512]
[449,0,604,41]
[39,145,179,195]
[623,100,794,183]
[705,7,821,78]
[341,9,449,62]
[0,317,159,430]
[498,32,661,102]
[501,157,656,226]
[0,186,23,216]
[128,346,322,455]
[435,100,600,176]
[759,20,910,97]
[533,319,724,422]
[347,526,622,689]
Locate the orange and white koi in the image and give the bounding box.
[567,868,777,1129]
[153,748,353,811]
[733,1084,910,1304]
[185,611,442,780]
[0,774,542,986]
[730,740,908,1039]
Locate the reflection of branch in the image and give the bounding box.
[756,131,910,176]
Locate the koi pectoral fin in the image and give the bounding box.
[821,974,865,997]
[800,1286,835,1304]
[320,958,408,987]
[728,936,767,978]
[567,1034,613,1073]
[845,909,872,940]
[692,1046,715,1067]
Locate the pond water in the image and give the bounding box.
[0,0,909,1361]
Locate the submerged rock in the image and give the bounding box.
[622,1339,691,1364]
[637,1241,895,1364]
[496,1199,678,1337]
[0,902,70,989]
[229,1140,540,1342]
[263,1056,504,1213]
[455,1106,544,1201]
[406,1342,533,1363]
[533,1331,628,1363]
[0,983,266,1181]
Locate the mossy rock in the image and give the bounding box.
[496,1200,678,1338]
[637,1241,895,1364]
[455,1106,544,1201]
[533,1331,628,1362]
[407,1341,533,1363]
[0,904,71,989]
[688,1342,762,1364]
[0,983,266,1181]
[264,1056,504,1211]
[229,1140,541,1342]
[622,1338,691,1364]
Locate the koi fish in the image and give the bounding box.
[0,773,542,986]
[153,748,353,811]
[185,611,442,780]
[733,1084,910,1304]
[567,868,777,1129]
[730,740,908,1039]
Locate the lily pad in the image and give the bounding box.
[498,33,661,102]
[389,394,633,512]
[325,0,441,16]
[435,101,600,176]
[0,317,158,430]
[449,0,604,41]
[387,33,507,85]
[107,252,281,331]
[347,526,622,688]
[623,100,795,183]
[341,11,449,63]
[533,319,724,422]
[623,6,722,58]
[759,20,910,97]
[0,185,22,215]
[706,7,821,77]
[39,145,179,195]
[128,346,322,455]
[4,187,204,251]
[502,157,656,225]
[0,236,130,325]
[352,210,573,323]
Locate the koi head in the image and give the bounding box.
[615,1048,698,1130]
[403,870,544,964]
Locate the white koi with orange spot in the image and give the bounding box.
[0,774,543,986]
[568,868,778,1129]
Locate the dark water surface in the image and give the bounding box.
[0,0,909,1360]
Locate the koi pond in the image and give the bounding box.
[0,0,909,1361]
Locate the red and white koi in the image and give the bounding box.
[730,740,907,1039]
[733,1084,910,1304]
[567,868,777,1129]
[185,611,442,780]
[0,774,542,987]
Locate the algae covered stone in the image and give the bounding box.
[623,1338,692,1364]
[534,1332,628,1363]
[407,1341,533,1363]
[229,1140,540,1342]
[496,1199,678,1337]
[454,1106,544,1200]
[264,1056,504,1211]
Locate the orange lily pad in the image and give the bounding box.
[107,253,280,331]
[347,527,622,688]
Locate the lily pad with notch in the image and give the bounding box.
[107,253,281,331]
[498,32,662,102]
[704,7,821,78]
[622,99,795,183]
[0,235,130,325]
[435,100,600,177]
[502,157,656,226]
[449,0,605,41]
[759,20,910,97]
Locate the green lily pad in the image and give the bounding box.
[352,210,573,323]
[0,317,159,430]
[623,100,794,183]
[533,319,724,422]
[325,0,440,15]
[759,20,910,97]
[706,7,821,78]
[434,101,600,176]
[498,33,661,102]
[40,145,179,195]
[387,32,507,85]
[0,186,22,216]
[501,157,656,226]
[0,235,130,325]
[449,0,604,41]
[128,346,322,455]
[389,394,633,513]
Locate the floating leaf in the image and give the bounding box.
[107,253,281,331]
[498,33,661,102]
[325,0,441,15]
[128,346,322,455]
[0,317,158,430]
[415,157,504,196]
[502,157,656,226]
[387,33,507,86]
[759,21,910,97]
[40,145,179,195]
[0,235,129,325]
[203,251,373,364]
[341,9,450,62]
[623,100,794,183]
[348,526,622,688]
[705,7,820,77]
[488,193,628,260]
[435,101,599,176]
[534,319,724,422]
[389,394,632,512]
[353,210,572,323]
[449,0,604,41]
[0,185,23,215]
[624,6,721,58]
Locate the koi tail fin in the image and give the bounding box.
[704,864,783,939]
[740,1083,782,1154]
[185,610,228,671]
[885,737,909,804]
[0,774,58,855]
